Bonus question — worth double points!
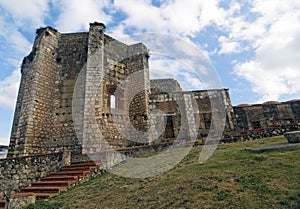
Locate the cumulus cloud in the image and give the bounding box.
[114,0,223,36]
[0,0,46,57]
[1,28,32,56]
[233,2,300,102]
[150,56,213,91]
[0,0,49,28]
[218,36,240,54]
[0,1,47,109]
[52,0,112,32]
[114,0,164,32]
[0,69,20,109]
[0,0,299,110]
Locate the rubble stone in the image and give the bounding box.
[284,131,300,143]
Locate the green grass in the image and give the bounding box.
[26,136,300,209]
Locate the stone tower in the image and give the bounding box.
[8,22,151,157]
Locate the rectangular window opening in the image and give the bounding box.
[110,94,116,109]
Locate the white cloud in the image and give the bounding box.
[108,23,128,39]
[5,29,32,56]
[53,0,112,32]
[0,69,20,109]
[114,0,165,33]
[149,56,211,91]
[218,36,240,54]
[0,0,45,58]
[150,56,183,80]
[114,0,223,37]
[0,0,49,28]
[233,4,300,102]
[0,0,49,110]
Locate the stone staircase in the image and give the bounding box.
[0,161,97,209]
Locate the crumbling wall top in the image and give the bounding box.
[36,26,58,36]
[89,22,106,29]
[150,78,182,94]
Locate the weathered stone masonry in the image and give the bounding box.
[8,22,300,158]
[9,23,235,158]
[149,79,236,140]
[3,20,300,209]
[9,27,64,156]
[233,100,300,130]
[0,151,70,195]
[9,23,151,157]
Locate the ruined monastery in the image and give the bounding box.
[8,22,300,157]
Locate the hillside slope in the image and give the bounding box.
[27,136,300,209]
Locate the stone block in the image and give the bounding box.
[284,131,300,143]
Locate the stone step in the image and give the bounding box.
[66,161,97,167]
[9,192,35,198]
[60,166,96,172]
[70,160,96,165]
[48,170,88,177]
[20,186,65,194]
[2,160,99,206]
[40,176,78,182]
[31,181,72,187]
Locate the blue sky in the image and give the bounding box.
[0,0,300,145]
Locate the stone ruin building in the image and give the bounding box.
[233,100,300,130]
[7,22,300,157]
[7,22,235,157]
[2,22,300,209]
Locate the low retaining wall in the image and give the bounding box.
[222,124,299,143]
[0,151,70,195]
[7,193,36,209]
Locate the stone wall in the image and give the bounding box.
[222,124,299,143]
[193,89,236,136]
[123,43,151,144]
[150,78,182,94]
[0,151,69,195]
[149,88,236,141]
[149,92,182,140]
[9,27,88,157]
[51,32,89,152]
[9,22,152,157]
[81,23,151,154]
[9,27,61,157]
[8,193,36,209]
[81,23,107,154]
[233,100,300,131]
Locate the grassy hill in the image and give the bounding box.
[27,136,300,209]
